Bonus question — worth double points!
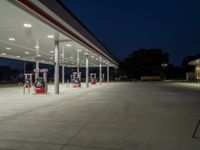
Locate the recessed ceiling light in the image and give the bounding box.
[16,55,20,58]
[47,35,54,39]
[6,47,11,50]
[25,52,29,54]
[77,49,82,52]
[23,23,32,28]
[37,54,41,57]
[9,37,15,41]
[84,52,88,55]
[91,55,94,58]
[2,53,7,55]
[50,50,54,53]
[66,44,71,47]
[34,45,39,49]
[70,56,73,59]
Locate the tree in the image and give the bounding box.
[120,48,169,79]
[166,64,185,80]
[181,55,196,73]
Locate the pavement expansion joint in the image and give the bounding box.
[67,144,123,150]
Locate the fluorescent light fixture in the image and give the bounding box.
[66,44,71,47]
[25,52,29,54]
[96,58,99,60]
[70,56,73,59]
[16,55,20,58]
[2,53,6,55]
[41,60,45,62]
[65,61,68,63]
[37,54,41,57]
[77,49,82,52]
[84,52,88,55]
[9,37,15,41]
[91,55,94,58]
[50,57,54,60]
[23,23,32,28]
[47,35,54,39]
[6,47,11,50]
[50,50,54,53]
[34,45,39,49]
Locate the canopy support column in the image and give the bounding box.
[35,60,39,81]
[107,65,109,83]
[99,58,102,85]
[86,54,89,88]
[77,50,80,79]
[54,34,59,94]
[62,46,65,85]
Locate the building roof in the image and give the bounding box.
[0,0,118,67]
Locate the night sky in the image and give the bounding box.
[60,0,200,65]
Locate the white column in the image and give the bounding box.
[35,61,39,79]
[99,58,102,85]
[86,54,89,88]
[107,65,109,83]
[77,50,80,79]
[54,36,59,94]
[62,46,65,85]
[62,65,65,85]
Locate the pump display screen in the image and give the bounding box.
[35,78,45,87]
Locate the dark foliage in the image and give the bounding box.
[0,66,20,81]
[165,64,185,80]
[120,48,169,79]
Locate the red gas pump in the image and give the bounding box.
[24,73,32,88]
[71,72,81,88]
[34,69,48,94]
[23,73,33,94]
[35,77,46,93]
[90,73,97,85]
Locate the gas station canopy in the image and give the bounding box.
[188,59,200,66]
[0,0,118,67]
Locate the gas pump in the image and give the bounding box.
[23,73,33,94]
[70,72,81,88]
[34,69,48,94]
[90,73,97,84]
[24,73,32,88]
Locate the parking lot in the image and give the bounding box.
[0,82,200,150]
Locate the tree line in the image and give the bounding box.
[119,48,196,80]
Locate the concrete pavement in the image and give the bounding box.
[0,82,200,150]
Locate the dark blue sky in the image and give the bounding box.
[61,0,200,65]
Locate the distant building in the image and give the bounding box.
[188,58,200,81]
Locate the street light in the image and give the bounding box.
[161,63,168,67]
[161,63,168,80]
